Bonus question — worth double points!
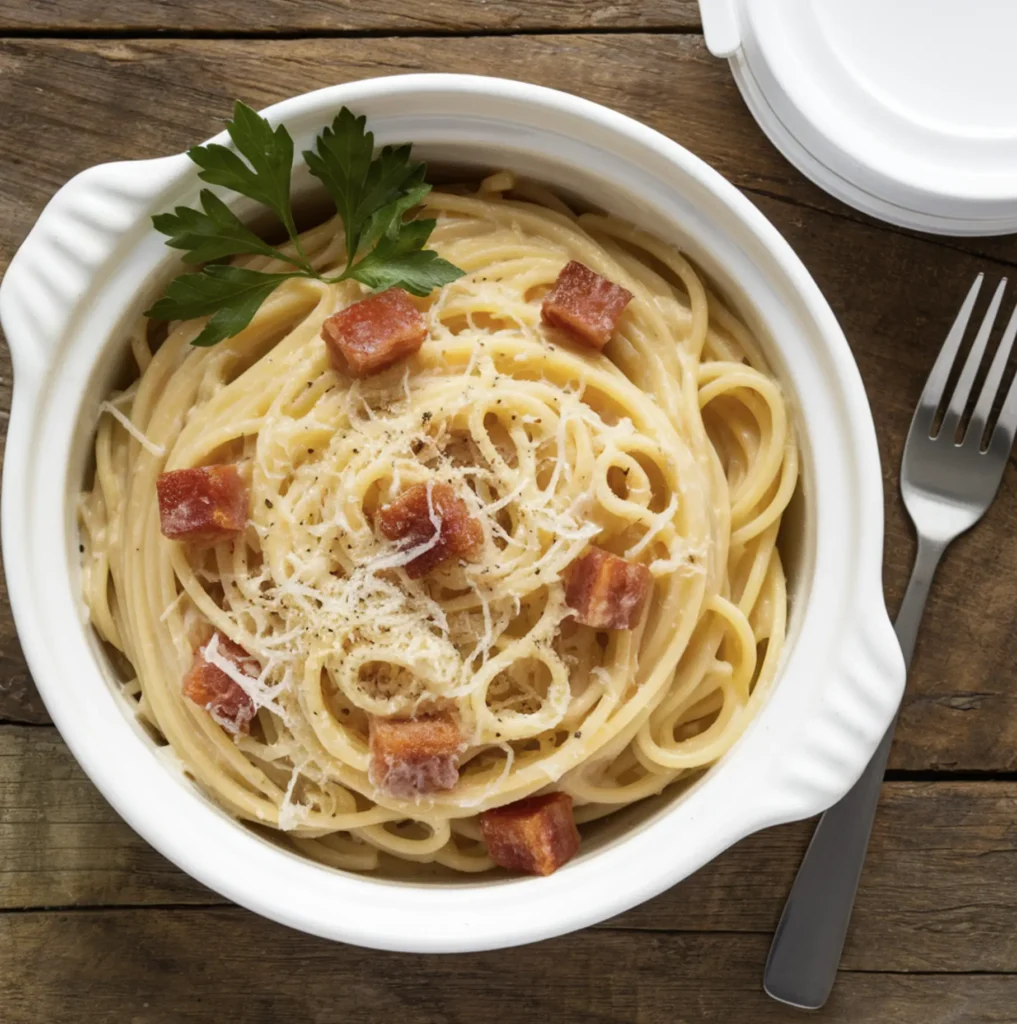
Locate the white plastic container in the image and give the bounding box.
[0,74,904,951]
[701,0,1017,236]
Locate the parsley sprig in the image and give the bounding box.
[146,102,465,347]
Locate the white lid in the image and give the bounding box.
[702,0,1017,235]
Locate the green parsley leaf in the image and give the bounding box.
[353,145,426,245]
[356,183,432,257]
[146,102,467,347]
[348,218,465,296]
[152,189,291,265]
[187,101,304,260]
[302,108,372,261]
[145,266,301,347]
[303,110,425,264]
[349,248,466,297]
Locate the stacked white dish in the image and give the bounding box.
[701,0,1017,236]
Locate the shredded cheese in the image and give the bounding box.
[99,400,165,457]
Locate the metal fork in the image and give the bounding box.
[763,274,1017,1010]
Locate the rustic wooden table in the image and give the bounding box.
[1,3,1016,1022]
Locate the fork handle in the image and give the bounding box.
[893,535,946,668]
[762,535,945,1010]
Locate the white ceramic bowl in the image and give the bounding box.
[0,74,904,952]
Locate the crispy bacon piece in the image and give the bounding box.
[566,546,651,629]
[157,465,249,543]
[182,632,257,735]
[321,287,427,377]
[369,712,462,798]
[480,792,580,876]
[541,260,633,350]
[377,482,483,579]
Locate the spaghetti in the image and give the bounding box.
[79,173,798,873]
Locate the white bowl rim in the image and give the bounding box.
[0,73,905,952]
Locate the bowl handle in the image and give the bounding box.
[767,601,905,825]
[700,0,743,58]
[0,155,188,383]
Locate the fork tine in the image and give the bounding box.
[970,294,1017,445]
[939,277,1005,441]
[916,274,983,436]
[990,331,1017,453]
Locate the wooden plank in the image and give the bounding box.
[2,37,1017,764]
[3,726,1016,974]
[0,726,212,906]
[0,558,46,724]
[0,910,1014,1024]
[0,36,1013,266]
[625,778,1017,975]
[0,0,701,32]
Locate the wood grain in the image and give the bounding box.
[2,35,1016,260]
[3,726,1016,975]
[0,573,44,724]
[2,36,1017,765]
[1,910,1015,1024]
[0,0,701,33]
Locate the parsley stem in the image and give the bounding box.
[290,234,313,274]
[266,250,315,276]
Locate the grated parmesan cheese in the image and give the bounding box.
[99,400,165,457]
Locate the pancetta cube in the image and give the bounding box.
[157,465,249,542]
[480,792,580,876]
[369,713,462,797]
[321,287,427,377]
[566,546,651,629]
[377,482,483,579]
[541,260,632,350]
[183,632,257,735]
